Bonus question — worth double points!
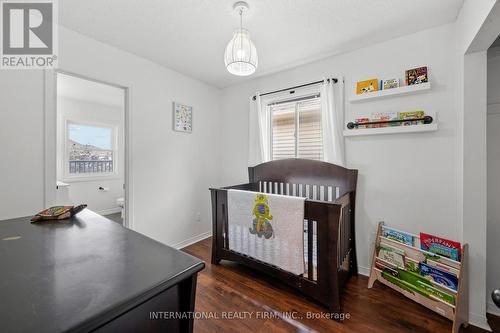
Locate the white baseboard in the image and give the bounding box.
[98,207,122,216]
[358,265,370,277]
[469,312,492,331]
[487,300,500,316]
[174,231,212,250]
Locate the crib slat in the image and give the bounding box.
[307,219,314,280]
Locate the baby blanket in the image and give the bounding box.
[227,189,305,275]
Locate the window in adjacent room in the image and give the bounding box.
[66,122,116,176]
[270,95,323,160]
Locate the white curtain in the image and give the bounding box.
[248,93,270,166]
[320,78,345,166]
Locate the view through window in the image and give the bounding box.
[68,123,114,174]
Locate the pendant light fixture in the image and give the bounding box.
[224,1,258,76]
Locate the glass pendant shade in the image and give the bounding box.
[224,28,258,76]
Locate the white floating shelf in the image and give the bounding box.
[349,82,431,103]
[343,123,438,137]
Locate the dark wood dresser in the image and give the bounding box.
[0,210,204,333]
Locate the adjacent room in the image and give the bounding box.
[1,1,500,332]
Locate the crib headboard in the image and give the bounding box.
[248,158,358,199]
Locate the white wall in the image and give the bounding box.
[57,97,125,215]
[0,71,45,216]
[487,48,500,316]
[220,24,460,276]
[0,26,221,248]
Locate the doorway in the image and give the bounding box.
[50,72,129,226]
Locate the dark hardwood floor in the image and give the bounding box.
[182,237,499,333]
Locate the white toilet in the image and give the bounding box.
[116,197,125,219]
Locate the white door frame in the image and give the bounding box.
[460,2,500,330]
[43,69,134,229]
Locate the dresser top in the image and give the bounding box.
[0,209,204,333]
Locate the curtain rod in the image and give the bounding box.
[252,78,338,101]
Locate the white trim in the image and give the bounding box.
[487,300,500,316]
[172,231,212,250]
[469,312,492,331]
[124,86,133,230]
[358,265,370,277]
[44,69,134,230]
[98,207,122,216]
[44,70,57,207]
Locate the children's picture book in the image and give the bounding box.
[426,259,460,277]
[356,79,379,94]
[399,110,425,126]
[420,232,461,261]
[405,66,428,85]
[419,262,459,291]
[404,256,420,273]
[394,268,455,305]
[376,258,397,270]
[355,117,370,129]
[382,78,399,90]
[370,112,399,128]
[424,252,461,270]
[378,243,405,269]
[381,226,416,247]
[414,280,455,305]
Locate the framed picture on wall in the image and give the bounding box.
[173,102,193,133]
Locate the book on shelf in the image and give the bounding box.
[420,232,461,261]
[379,266,456,306]
[404,256,420,273]
[381,78,399,90]
[399,110,425,126]
[414,280,455,306]
[370,112,399,128]
[405,66,428,85]
[355,117,370,129]
[419,262,459,291]
[378,243,405,269]
[381,225,417,247]
[356,78,379,95]
[426,258,460,277]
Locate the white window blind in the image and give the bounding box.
[270,96,323,161]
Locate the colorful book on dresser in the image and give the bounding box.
[420,232,461,261]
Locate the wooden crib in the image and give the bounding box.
[210,159,358,313]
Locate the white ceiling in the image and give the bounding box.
[60,0,464,88]
[57,73,125,108]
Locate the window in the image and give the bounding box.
[270,95,323,161]
[66,122,116,176]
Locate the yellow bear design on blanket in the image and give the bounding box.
[249,194,274,239]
